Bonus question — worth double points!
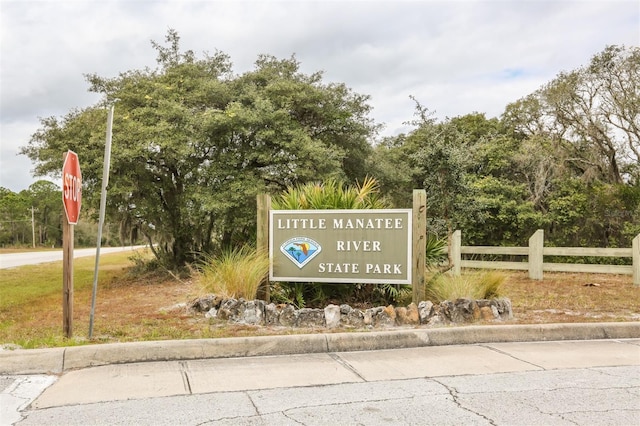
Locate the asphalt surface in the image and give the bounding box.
[0,245,148,269]
[1,322,639,425]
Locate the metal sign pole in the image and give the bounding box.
[89,104,114,339]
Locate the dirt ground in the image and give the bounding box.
[3,270,639,346]
[501,271,639,324]
[87,270,639,340]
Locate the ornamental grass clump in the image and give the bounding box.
[197,246,269,300]
[427,270,505,303]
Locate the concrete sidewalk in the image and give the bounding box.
[1,323,639,425]
[26,338,640,408]
[2,322,640,375]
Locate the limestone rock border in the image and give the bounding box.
[189,296,513,329]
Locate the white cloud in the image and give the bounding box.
[1,0,638,192]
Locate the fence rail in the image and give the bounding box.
[450,229,639,286]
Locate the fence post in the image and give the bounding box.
[256,194,271,302]
[412,190,427,303]
[633,234,639,287]
[528,229,544,280]
[451,230,461,276]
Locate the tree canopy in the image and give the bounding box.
[20,29,378,267]
[17,36,639,266]
[503,45,639,185]
[371,45,639,248]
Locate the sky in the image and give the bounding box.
[1,0,638,193]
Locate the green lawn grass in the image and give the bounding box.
[0,253,135,310]
[0,252,146,348]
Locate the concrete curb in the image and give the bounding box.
[2,322,639,375]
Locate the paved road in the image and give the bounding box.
[0,246,148,269]
[3,339,639,425]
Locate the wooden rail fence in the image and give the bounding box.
[450,229,639,286]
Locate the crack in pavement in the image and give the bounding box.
[431,378,498,426]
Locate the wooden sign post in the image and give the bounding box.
[62,207,74,338]
[412,189,427,303]
[62,150,82,338]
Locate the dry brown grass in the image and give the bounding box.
[503,271,639,323]
[1,266,638,349]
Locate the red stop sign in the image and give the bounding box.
[62,150,82,225]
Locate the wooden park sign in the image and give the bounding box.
[257,190,427,303]
[270,209,412,284]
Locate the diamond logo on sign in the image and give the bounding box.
[280,237,322,269]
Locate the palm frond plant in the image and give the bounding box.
[374,283,413,306]
[425,234,448,268]
[424,234,449,294]
[272,176,390,210]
